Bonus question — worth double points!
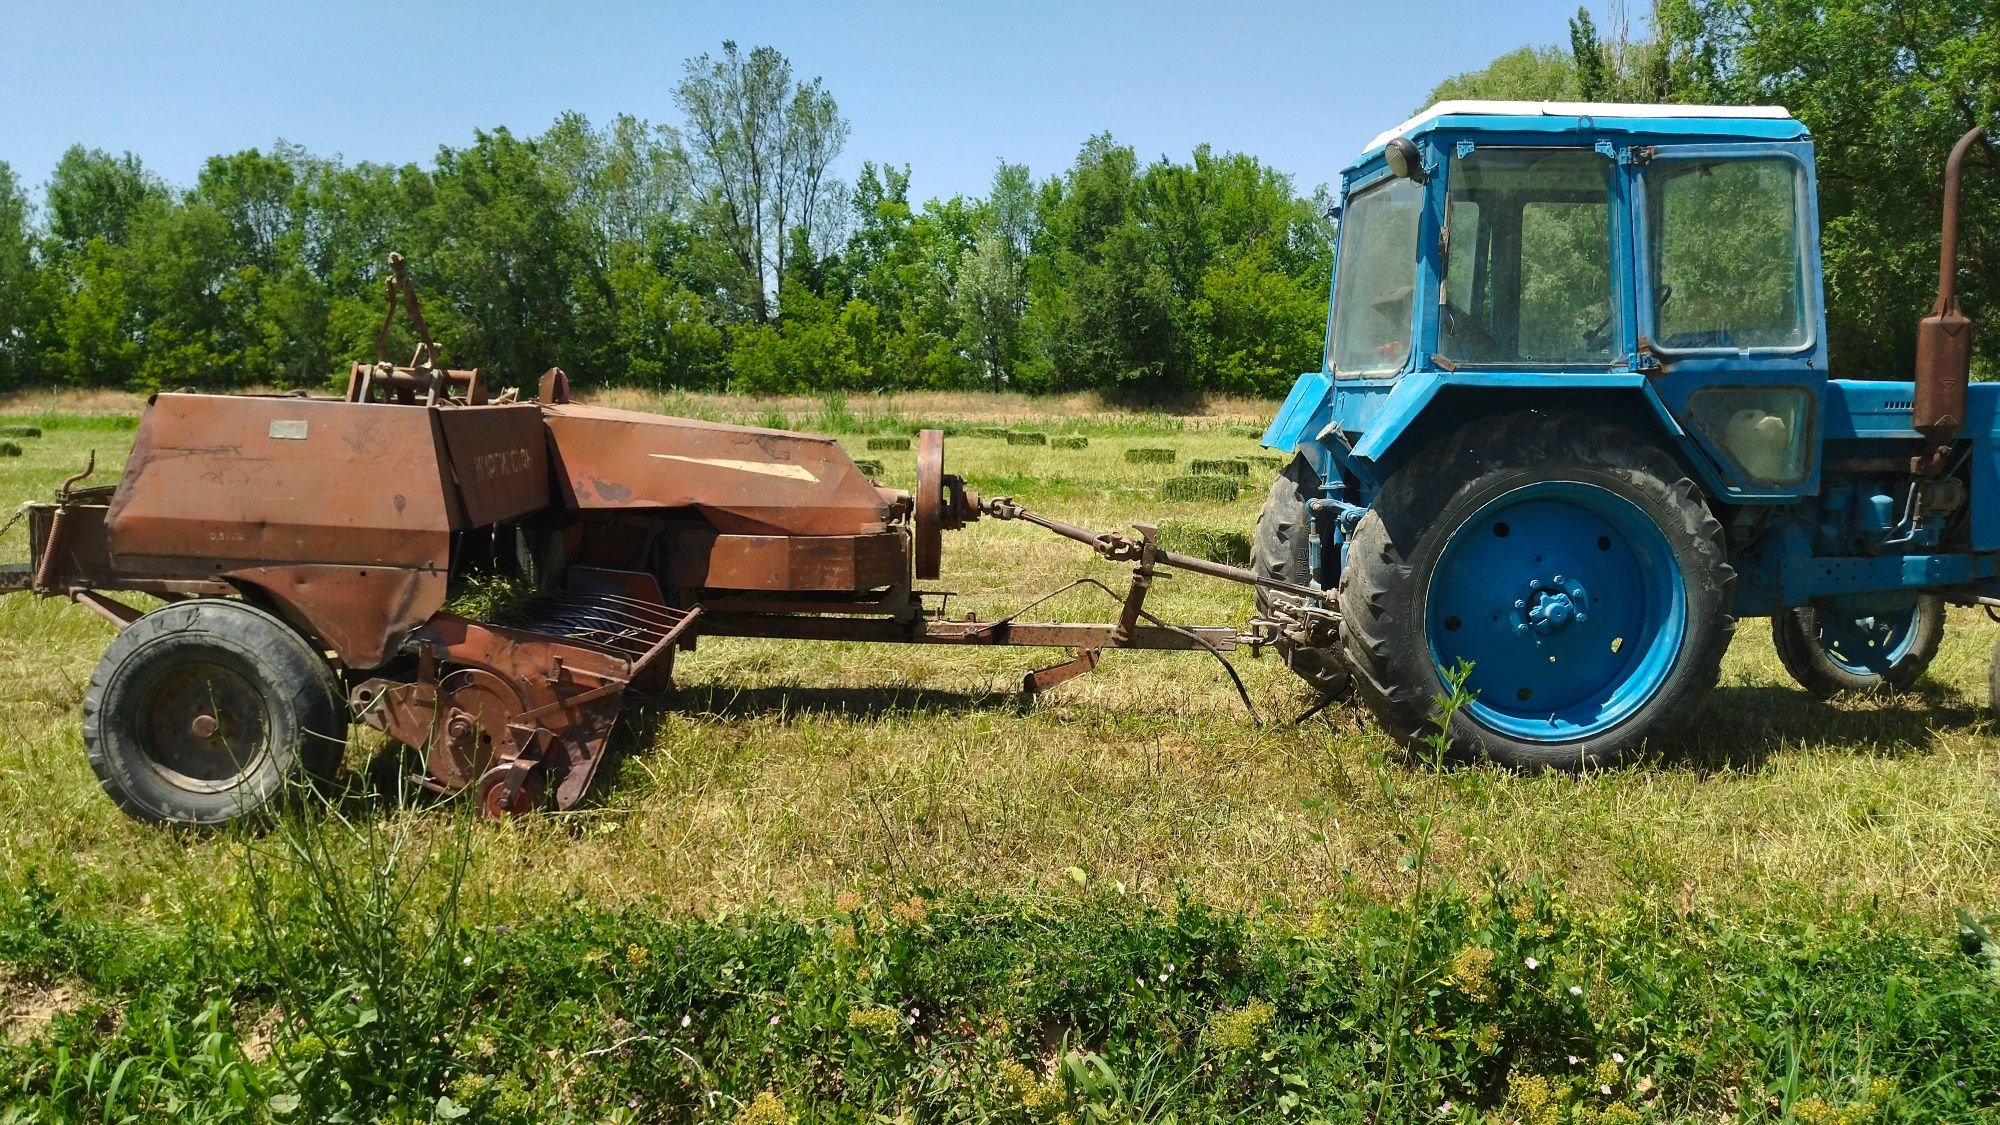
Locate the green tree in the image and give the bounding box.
[189,146,333,385]
[673,42,850,324]
[0,162,39,387]
[1428,46,1577,104]
[44,237,141,387]
[1570,8,1613,99]
[416,127,598,387]
[1427,9,1672,106]
[1024,135,1179,394]
[956,162,1036,388]
[43,147,166,250]
[833,163,976,388]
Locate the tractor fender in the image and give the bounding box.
[1268,371,1740,505]
[1260,371,1333,455]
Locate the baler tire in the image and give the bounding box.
[1771,596,1944,697]
[1253,457,1350,699]
[1340,411,1735,770]
[82,599,347,827]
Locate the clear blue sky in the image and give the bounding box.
[1,0,1617,205]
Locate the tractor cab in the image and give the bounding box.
[1259,103,1993,770]
[1273,101,1828,504]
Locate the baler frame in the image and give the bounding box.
[2,272,1331,824]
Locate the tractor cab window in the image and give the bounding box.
[1440,148,1615,367]
[1329,175,1423,377]
[1647,158,1808,351]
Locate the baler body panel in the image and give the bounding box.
[106,394,456,574]
[433,404,552,528]
[542,404,891,536]
[101,394,559,668]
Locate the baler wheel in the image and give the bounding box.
[473,762,544,821]
[82,599,347,826]
[1771,596,1944,697]
[1340,412,1735,769]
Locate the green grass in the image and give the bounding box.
[2,398,1999,1119]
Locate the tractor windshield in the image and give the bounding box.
[1329,176,1423,377]
[1439,148,1616,367]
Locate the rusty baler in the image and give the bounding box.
[7,256,1325,826]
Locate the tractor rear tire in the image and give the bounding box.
[82,599,347,827]
[1253,456,1350,699]
[1340,411,1735,769]
[1771,596,1944,697]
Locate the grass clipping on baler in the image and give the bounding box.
[442,573,541,626]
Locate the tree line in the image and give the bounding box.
[0,42,1330,399]
[0,3,1992,400]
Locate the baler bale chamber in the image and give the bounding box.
[6,266,1326,826]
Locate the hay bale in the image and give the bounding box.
[969,426,1011,439]
[1187,458,1250,477]
[865,435,911,451]
[1226,423,1265,439]
[853,458,884,477]
[1249,454,1287,472]
[1159,475,1240,503]
[0,442,20,458]
[1157,519,1253,566]
[1125,447,1176,465]
[0,425,41,439]
[1006,430,1048,446]
[1050,434,1089,450]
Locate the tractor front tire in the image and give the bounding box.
[1253,456,1350,699]
[1771,596,1944,697]
[82,599,348,827]
[1340,412,1735,769]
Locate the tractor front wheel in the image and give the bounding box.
[1771,596,1944,697]
[1253,456,1350,698]
[1340,412,1735,769]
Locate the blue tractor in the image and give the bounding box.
[1254,100,1990,767]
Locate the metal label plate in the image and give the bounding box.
[268,419,309,440]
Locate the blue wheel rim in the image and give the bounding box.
[1814,602,1922,676]
[1424,481,1687,742]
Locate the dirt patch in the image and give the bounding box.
[237,1002,285,1063]
[1,971,87,1045]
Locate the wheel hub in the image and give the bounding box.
[137,660,272,787]
[1513,574,1591,636]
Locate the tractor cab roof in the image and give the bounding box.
[1353,100,1808,173]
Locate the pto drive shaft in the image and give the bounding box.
[980,496,1332,606]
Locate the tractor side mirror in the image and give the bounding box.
[1385,138,1428,185]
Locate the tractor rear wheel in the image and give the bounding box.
[82,599,347,826]
[1253,456,1350,698]
[1771,596,1944,697]
[1340,412,1735,769]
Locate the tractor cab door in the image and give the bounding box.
[1629,140,1829,499]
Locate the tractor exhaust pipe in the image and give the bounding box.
[1912,127,1987,474]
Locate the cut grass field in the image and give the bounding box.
[2,395,1995,923]
[1,393,1998,1121]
